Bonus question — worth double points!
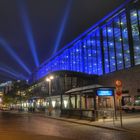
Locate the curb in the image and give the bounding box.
[40,115,135,132]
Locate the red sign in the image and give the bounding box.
[115,80,122,87]
[115,80,122,97]
[116,90,122,96]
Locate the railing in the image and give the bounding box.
[61,109,96,121]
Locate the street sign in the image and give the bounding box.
[115,80,122,97]
[115,80,123,127]
[116,88,122,97]
[115,80,122,87]
[97,90,113,96]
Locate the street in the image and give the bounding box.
[0,111,139,140]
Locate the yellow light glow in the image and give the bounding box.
[50,76,54,80]
[46,78,50,82]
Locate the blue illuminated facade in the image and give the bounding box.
[32,0,140,82]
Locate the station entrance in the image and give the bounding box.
[96,88,116,119]
[61,85,116,121]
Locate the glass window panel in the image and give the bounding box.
[107,22,116,72]
[61,52,67,70]
[75,43,80,72]
[73,47,76,71]
[120,13,131,68]
[85,36,92,74]
[102,26,109,73]
[83,40,88,73]
[90,32,98,74]
[130,10,140,65]
[65,50,70,70]
[96,30,103,75]
[114,17,124,70]
[69,47,73,71]
[78,42,83,72]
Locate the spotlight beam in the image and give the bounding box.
[0,72,17,80]
[17,0,39,67]
[0,38,31,75]
[0,63,28,80]
[0,67,24,80]
[53,0,73,55]
[0,73,16,82]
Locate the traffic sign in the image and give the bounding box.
[115,80,123,127]
[115,80,122,97]
[115,80,122,87]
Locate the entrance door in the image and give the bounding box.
[98,96,114,119]
[98,97,113,109]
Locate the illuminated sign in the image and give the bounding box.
[97,89,113,96]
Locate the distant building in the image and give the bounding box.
[0,81,13,94]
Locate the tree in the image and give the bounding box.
[2,80,30,105]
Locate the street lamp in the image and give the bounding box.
[46,75,54,115]
[46,78,50,82]
[46,75,54,95]
[50,76,54,80]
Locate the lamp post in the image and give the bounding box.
[46,75,54,115]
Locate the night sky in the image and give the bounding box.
[0,0,125,82]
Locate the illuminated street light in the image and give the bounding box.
[46,78,50,82]
[50,76,54,80]
[46,75,54,82]
[45,75,54,116]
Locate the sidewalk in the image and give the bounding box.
[46,116,140,133]
[43,113,140,133]
[8,111,140,133]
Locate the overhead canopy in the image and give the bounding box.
[65,84,102,94]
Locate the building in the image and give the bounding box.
[28,0,140,119]
[0,81,13,94]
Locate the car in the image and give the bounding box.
[1,107,10,111]
[122,102,140,112]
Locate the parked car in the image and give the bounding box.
[1,107,10,111]
[122,102,140,112]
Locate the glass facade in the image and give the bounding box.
[130,9,140,65]
[33,0,140,81]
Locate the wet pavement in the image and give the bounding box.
[0,111,140,140]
